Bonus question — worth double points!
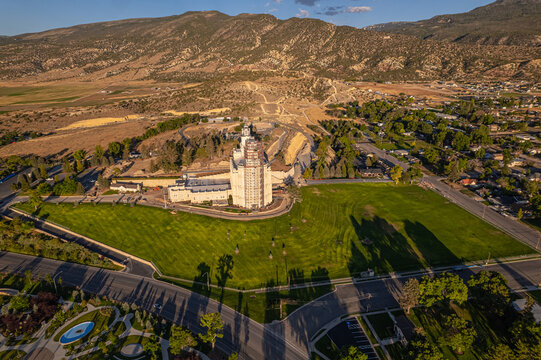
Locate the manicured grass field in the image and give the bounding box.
[15,183,533,289]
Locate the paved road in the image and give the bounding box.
[1,252,539,360]
[274,257,541,348]
[2,207,155,277]
[0,252,307,360]
[423,176,541,251]
[9,192,293,222]
[357,142,410,171]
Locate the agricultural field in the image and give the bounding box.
[15,183,534,289]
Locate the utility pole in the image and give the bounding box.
[485,252,491,266]
[163,193,167,209]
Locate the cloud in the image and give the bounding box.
[295,0,319,6]
[317,5,372,16]
[296,9,310,17]
[316,6,344,16]
[274,0,283,3]
[345,6,372,13]
[267,8,278,13]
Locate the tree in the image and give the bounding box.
[419,272,467,307]
[399,278,420,314]
[9,295,30,312]
[517,208,523,220]
[390,165,403,184]
[452,132,471,152]
[62,158,74,173]
[407,340,443,360]
[468,271,510,314]
[406,165,422,183]
[39,164,48,179]
[97,174,110,189]
[340,346,368,360]
[95,145,105,160]
[18,174,30,191]
[36,182,52,195]
[73,149,87,162]
[108,142,122,157]
[424,147,439,164]
[169,326,198,355]
[198,312,224,349]
[484,344,515,360]
[228,353,239,360]
[303,167,313,179]
[29,190,43,211]
[143,335,160,360]
[439,315,476,355]
[76,182,85,195]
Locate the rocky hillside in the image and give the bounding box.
[366,0,541,47]
[0,10,540,82]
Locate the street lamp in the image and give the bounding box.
[53,271,63,294]
[202,272,210,291]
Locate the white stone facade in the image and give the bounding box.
[168,124,272,209]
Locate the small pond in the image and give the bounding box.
[59,321,95,344]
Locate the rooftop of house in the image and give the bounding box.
[512,299,541,324]
[111,181,141,189]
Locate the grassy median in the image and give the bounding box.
[15,183,534,289]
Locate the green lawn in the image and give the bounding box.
[15,183,533,289]
[366,312,395,339]
[405,302,507,360]
[315,335,341,360]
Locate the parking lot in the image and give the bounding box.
[327,317,379,360]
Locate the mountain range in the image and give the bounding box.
[366,0,541,47]
[0,6,539,82]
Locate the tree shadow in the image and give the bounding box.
[215,254,234,304]
[348,215,424,276]
[192,262,211,297]
[264,279,280,324]
[404,220,460,267]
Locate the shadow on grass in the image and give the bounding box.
[348,215,424,276]
[216,254,234,305]
[404,220,461,268]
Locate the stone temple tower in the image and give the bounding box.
[230,124,272,209]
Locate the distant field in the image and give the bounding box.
[57,114,142,130]
[0,84,96,106]
[15,184,533,289]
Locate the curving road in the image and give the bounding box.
[1,252,539,360]
[0,252,308,360]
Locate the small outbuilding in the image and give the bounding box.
[110,181,141,193]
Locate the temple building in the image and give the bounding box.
[167,124,273,209]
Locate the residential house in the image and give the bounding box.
[512,299,541,324]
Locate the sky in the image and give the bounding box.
[0,0,495,36]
